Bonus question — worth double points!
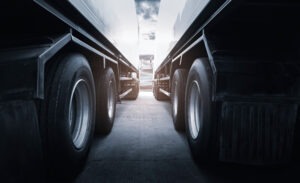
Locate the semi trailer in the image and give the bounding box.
[154,0,300,164]
[0,0,139,181]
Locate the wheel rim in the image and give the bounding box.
[188,80,202,139]
[108,80,115,120]
[172,81,178,117]
[69,79,91,149]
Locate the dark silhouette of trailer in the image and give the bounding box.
[154,0,300,165]
[0,0,139,182]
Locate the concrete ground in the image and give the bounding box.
[75,91,300,183]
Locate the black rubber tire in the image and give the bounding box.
[95,67,117,134]
[1,101,44,182]
[153,81,158,99]
[293,116,300,162]
[153,81,169,101]
[185,58,217,163]
[171,69,188,131]
[124,82,139,100]
[44,53,95,177]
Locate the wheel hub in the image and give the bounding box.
[69,79,91,149]
[188,80,202,139]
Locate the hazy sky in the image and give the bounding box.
[134,0,188,69]
[155,0,187,68]
[70,0,191,68]
[135,0,160,57]
[135,0,160,41]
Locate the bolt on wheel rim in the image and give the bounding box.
[172,81,178,117]
[188,80,202,139]
[69,79,91,149]
[108,80,115,120]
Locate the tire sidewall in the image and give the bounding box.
[95,67,116,134]
[105,68,116,124]
[132,82,139,99]
[171,72,178,121]
[47,54,95,168]
[124,81,139,100]
[185,59,213,160]
[171,69,187,130]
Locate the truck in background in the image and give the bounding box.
[153,0,300,164]
[0,0,139,181]
[139,54,154,90]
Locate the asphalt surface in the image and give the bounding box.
[74,91,300,183]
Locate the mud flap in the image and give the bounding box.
[219,102,297,164]
[0,100,44,182]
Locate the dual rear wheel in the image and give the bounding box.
[171,69,188,131]
[95,67,117,134]
[171,58,217,163]
[124,82,139,100]
[153,81,169,100]
[43,53,117,178]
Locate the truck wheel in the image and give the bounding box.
[95,67,116,134]
[154,81,169,101]
[45,53,95,177]
[171,69,188,131]
[132,83,139,99]
[1,101,44,182]
[185,58,217,163]
[154,85,160,100]
[153,81,158,98]
[124,82,139,100]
